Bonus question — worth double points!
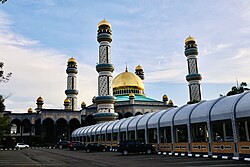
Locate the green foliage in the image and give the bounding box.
[0,95,5,112]
[0,96,11,144]
[0,62,12,83]
[226,82,249,96]
[0,0,7,4]
[0,114,11,143]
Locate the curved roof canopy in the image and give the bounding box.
[72,91,250,138]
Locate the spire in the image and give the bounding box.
[184,36,202,104]
[65,57,79,111]
[94,19,118,123]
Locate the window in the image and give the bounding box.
[176,125,188,142]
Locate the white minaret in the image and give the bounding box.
[184,36,202,103]
[65,57,78,111]
[94,19,118,122]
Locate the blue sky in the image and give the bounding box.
[1,0,250,113]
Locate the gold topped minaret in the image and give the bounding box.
[65,57,79,110]
[94,19,118,122]
[184,36,202,103]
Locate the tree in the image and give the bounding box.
[0,0,7,4]
[0,95,11,144]
[226,82,250,96]
[0,95,5,112]
[0,62,12,83]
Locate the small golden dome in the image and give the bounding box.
[135,65,143,70]
[64,98,70,103]
[81,101,86,108]
[98,19,111,28]
[28,108,33,113]
[185,36,196,44]
[162,94,168,101]
[37,96,44,102]
[68,57,77,64]
[112,70,144,90]
[129,93,135,97]
[168,100,174,105]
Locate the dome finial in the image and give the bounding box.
[185,35,196,44]
[125,62,128,72]
[68,57,77,64]
[98,19,111,28]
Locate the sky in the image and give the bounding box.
[1,0,250,113]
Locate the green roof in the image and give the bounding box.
[115,94,160,102]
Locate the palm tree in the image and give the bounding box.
[226,82,249,96]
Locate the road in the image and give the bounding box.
[0,148,249,167]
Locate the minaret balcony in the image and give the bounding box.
[185,48,198,56]
[97,33,112,43]
[96,63,114,72]
[186,73,202,82]
[95,95,116,104]
[66,68,78,74]
[65,89,79,95]
[93,112,118,122]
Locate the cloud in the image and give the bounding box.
[2,1,250,111]
[0,11,97,113]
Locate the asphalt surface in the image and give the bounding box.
[0,148,249,167]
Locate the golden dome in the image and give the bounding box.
[112,70,144,90]
[28,108,33,113]
[168,100,174,105]
[64,98,70,103]
[135,65,143,70]
[185,36,196,44]
[68,57,77,64]
[162,94,168,101]
[129,92,135,97]
[37,96,44,102]
[98,19,111,28]
[81,101,86,108]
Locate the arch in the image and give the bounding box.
[10,124,17,134]
[11,119,21,133]
[42,118,55,144]
[22,119,31,133]
[85,115,96,126]
[68,118,80,141]
[124,112,133,118]
[135,112,143,116]
[117,112,123,119]
[55,118,68,142]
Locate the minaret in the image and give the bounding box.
[94,19,118,122]
[65,57,78,111]
[36,96,44,110]
[184,36,202,103]
[135,65,144,80]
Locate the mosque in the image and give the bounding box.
[2,19,198,146]
[2,19,249,158]
[71,20,250,158]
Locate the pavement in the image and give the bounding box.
[0,148,249,167]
